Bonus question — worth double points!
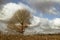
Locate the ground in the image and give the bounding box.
[0,32,60,40]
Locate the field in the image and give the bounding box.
[0,32,60,40]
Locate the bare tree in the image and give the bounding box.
[15,9,31,24]
[7,9,32,33]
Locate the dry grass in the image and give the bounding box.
[5,24,60,40]
[1,22,60,40]
[0,32,60,40]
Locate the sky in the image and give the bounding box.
[1,0,60,20]
[23,0,60,19]
[13,0,60,20]
[0,0,60,35]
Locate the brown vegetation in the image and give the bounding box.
[7,9,31,33]
[0,32,60,40]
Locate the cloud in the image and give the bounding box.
[51,18,60,29]
[24,16,51,35]
[0,3,23,21]
[53,18,60,25]
[0,2,34,21]
[0,1,60,35]
[25,0,60,15]
[25,0,60,4]
[0,2,34,34]
[0,3,24,34]
[24,16,60,35]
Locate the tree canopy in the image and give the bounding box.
[8,9,32,33]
